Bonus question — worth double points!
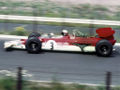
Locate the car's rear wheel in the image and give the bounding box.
[25,37,42,53]
[28,32,41,38]
[95,39,113,57]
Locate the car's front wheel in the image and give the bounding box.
[5,47,13,51]
[95,39,113,57]
[28,32,41,38]
[25,37,42,53]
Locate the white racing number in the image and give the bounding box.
[45,40,57,50]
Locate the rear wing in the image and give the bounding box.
[96,27,115,38]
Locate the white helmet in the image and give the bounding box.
[61,29,68,36]
[49,33,54,36]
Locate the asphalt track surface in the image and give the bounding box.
[0,38,120,85]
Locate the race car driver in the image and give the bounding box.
[61,29,69,36]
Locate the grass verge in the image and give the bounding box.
[1,77,120,90]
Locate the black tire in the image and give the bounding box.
[95,39,113,57]
[25,37,42,53]
[5,47,13,51]
[28,32,41,38]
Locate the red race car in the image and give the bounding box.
[4,27,116,57]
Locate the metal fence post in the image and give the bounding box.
[4,14,9,32]
[106,72,112,90]
[17,67,22,90]
[89,24,94,36]
[33,7,38,32]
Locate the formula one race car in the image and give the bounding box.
[4,27,116,57]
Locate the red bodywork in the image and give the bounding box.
[40,27,116,46]
[21,27,116,46]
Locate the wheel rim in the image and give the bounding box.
[30,42,38,51]
[100,45,108,55]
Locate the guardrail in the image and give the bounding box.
[0,14,120,26]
